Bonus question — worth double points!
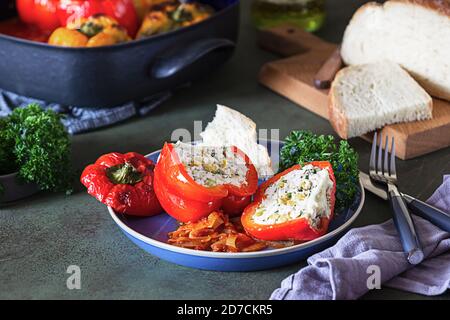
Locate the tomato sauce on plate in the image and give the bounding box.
[0,18,49,42]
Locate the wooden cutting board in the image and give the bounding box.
[258,25,450,160]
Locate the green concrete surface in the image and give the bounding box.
[1,0,450,300]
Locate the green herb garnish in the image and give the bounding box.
[280,130,359,212]
[79,22,104,37]
[0,117,17,175]
[0,104,73,194]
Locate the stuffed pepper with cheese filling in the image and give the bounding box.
[153,142,258,223]
[242,161,336,241]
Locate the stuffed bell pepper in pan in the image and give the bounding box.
[48,14,131,47]
[136,1,214,38]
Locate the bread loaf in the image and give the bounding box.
[200,105,274,177]
[329,61,433,138]
[341,0,450,101]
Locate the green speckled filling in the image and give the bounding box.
[251,0,326,32]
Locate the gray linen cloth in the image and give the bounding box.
[0,89,171,134]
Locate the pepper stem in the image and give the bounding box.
[106,162,143,185]
[171,4,193,23]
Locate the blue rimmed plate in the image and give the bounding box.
[108,139,365,271]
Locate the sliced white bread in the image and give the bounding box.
[200,105,274,177]
[341,0,450,101]
[328,61,433,139]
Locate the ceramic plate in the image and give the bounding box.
[108,140,365,271]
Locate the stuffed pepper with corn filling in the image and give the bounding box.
[136,1,214,38]
[48,14,130,47]
[153,142,258,223]
[242,161,336,241]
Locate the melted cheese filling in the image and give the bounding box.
[253,164,333,229]
[174,142,248,187]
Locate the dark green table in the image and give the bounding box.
[1,0,449,300]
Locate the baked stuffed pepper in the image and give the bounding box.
[48,14,131,47]
[136,1,214,38]
[242,161,336,241]
[153,142,258,223]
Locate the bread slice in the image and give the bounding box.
[200,105,274,177]
[329,61,433,139]
[341,0,450,101]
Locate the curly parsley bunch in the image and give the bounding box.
[0,104,73,194]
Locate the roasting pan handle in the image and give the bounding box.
[151,38,235,79]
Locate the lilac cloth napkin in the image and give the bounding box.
[271,175,450,300]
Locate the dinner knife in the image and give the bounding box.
[360,171,450,232]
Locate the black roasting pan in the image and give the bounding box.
[0,0,239,107]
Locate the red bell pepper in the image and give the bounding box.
[221,194,252,217]
[16,0,138,36]
[57,0,139,36]
[80,152,162,216]
[241,161,336,241]
[153,143,258,223]
[16,0,61,32]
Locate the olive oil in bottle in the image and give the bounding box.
[251,0,326,32]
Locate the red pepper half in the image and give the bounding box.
[153,143,258,223]
[80,152,162,216]
[16,0,61,32]
[241,161,336,241]
[57,0,139,36]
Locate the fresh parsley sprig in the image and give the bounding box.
[0,104,73,194]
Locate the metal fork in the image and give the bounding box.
[369,132,424,265]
